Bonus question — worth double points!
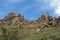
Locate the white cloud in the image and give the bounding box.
[7,0,60,16]
[50,0,60,9]
[36,0,60,16]
[55,6,60,16]
[50,0,60,16]
[41,0,60,16]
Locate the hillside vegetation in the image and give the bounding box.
[0,25,60,40]
[0,12,60,40]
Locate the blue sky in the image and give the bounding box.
[0,0,60,21]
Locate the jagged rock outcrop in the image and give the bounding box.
[0,12,60,30]
[0,12,30,26]
[33,12,59,31]
[35,12,53,24]
[56,16,60,26]
[45,12,49,22]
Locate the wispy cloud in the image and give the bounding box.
[20,4,37,12]
[36,0,60,16]
[0,0,60,20]
[44,0,60,16]
[7,0,25,3]
[55,6,60,16]
[0,12,1,15]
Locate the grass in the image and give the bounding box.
[0,25,60,40]
[22,27,60,40]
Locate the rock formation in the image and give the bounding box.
[33,12,60,31]
[45,12,49,22]
[0,12,29,27]
[0,12,60,30]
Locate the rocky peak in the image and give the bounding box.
[0,12,30,26]
[45,12,49,22]
[0,12,60,28]
[45,12,49,18]
[35,12,50,22]
[4,12,23,20]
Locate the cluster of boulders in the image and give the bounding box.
[0,12,60,30]
[0,12,29,26]
[35,12,60,30]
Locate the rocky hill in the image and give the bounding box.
[0,12,60,40]
[0,12,30,27]
[28,12,60,31]
[0,12,60,30]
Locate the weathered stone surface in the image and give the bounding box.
[33,12,60,30]
[45,12,49,22]
[56,16,60,26]
[0,12,60,30]
[0,12,29,26]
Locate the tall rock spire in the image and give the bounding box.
[45,12,49,22]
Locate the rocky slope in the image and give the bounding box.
[0,12,60,29]
[0,12,30,27]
